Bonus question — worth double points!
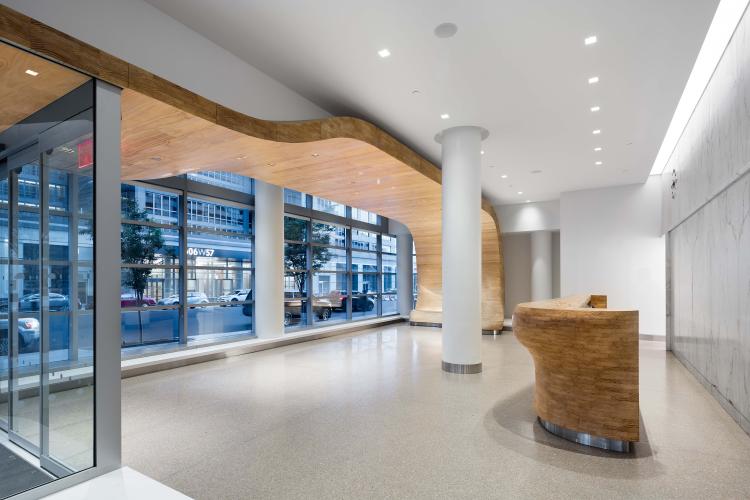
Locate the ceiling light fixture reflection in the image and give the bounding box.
[594,147,602,152]
[501,174,508,179]
[650,0,749,175]
[481,150,485,155]
[595,161,603,166]
[517,191,523,195]
[584,35,598,45]
[440,113,450,120]
[526,199,531,203]
[588,76,599,84]
[25,69,39,76]
[590,106,600,112]
[592,129,601,135]
[378,48,391,58]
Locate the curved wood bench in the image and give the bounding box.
[513,295,639,451]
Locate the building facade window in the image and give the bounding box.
[120,178,255,351]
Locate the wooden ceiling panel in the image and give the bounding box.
[121,90,504,329]
[0,42,89,133]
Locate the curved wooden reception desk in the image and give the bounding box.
[513,295,639,452]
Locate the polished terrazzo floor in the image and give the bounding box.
[122,324,750,499]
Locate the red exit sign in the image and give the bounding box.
[77,138,93,169]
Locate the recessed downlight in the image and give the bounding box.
[588,76,599,84]
[377,48,391,58]
[584,35,598,45]
[594,147,602,152]
[590,106,600,112]
[25,69,39,76]
[500,174,508,179]
[517,191,523,195]
[440,113,450,120]
[481,150,485,155]
[595,161,603,166]
[592,129,601,135]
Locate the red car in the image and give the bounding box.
[120,294,157,307]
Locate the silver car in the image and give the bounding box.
[0,317,41,355]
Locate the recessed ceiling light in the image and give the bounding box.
[590,106,600,112]
[378,48,391,58]
[517,191,523,195]
[376,178,381,184]
[311,153,319,157]
[594,147,602,152]
[595,161,603,166]
[592,129,601,135]
[481,150,485,155]
[440,113,450,120]
[588,76,599,84]
[25,69,39,76]
[584,35,598,45]
[500,174,508,179]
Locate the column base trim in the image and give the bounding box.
[441,361,482,374]
[410,321,442,328]
[537,417,632,453]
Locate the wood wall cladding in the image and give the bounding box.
[0,4,504,329]
[0,42,89,132]
[512,295,639,443]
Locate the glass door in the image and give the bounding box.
[5,145,43,456]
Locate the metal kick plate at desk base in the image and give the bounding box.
[538,417,632,453]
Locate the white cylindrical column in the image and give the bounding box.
[439,126,485,374]
[530,230,553,301]
[254,180,284,338]
[392,222,414,317]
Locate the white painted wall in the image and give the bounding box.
[495,200,559,234]
[560,177,665,335]
[2,0,329,121]
[502,231,560,318]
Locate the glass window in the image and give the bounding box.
[187,231,252,268]
[382,253,397,274]
[121,225,180,266]
[284,188,307,207]
[312,196,345,217]
[316,247,347,271]
[187,197,251,234]
[284,215,308,242]
[351,228,378,251]
[351,207,379,224]
[121,184,179,225]
[381,294,398,315]
[352,295,377,319]
[312,221,346,247]
[187,171,253,194]
[381,234,397,254]
[352,251,378,272]
[382,274,398,295]
[284,243,308,270]
[312,272,347,324]
[187,269,252,302]
[352,273,378,295]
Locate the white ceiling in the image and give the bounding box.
[145,0,718,205]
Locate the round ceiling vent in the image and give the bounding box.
[434,23,458,38]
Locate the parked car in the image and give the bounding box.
[218,289,251,305]
[120,294,157,307]
[157,292,209,306]
[0,316,40,355]
[335,293,375,312]
[19,293,78,312]
[282,294,333,326]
